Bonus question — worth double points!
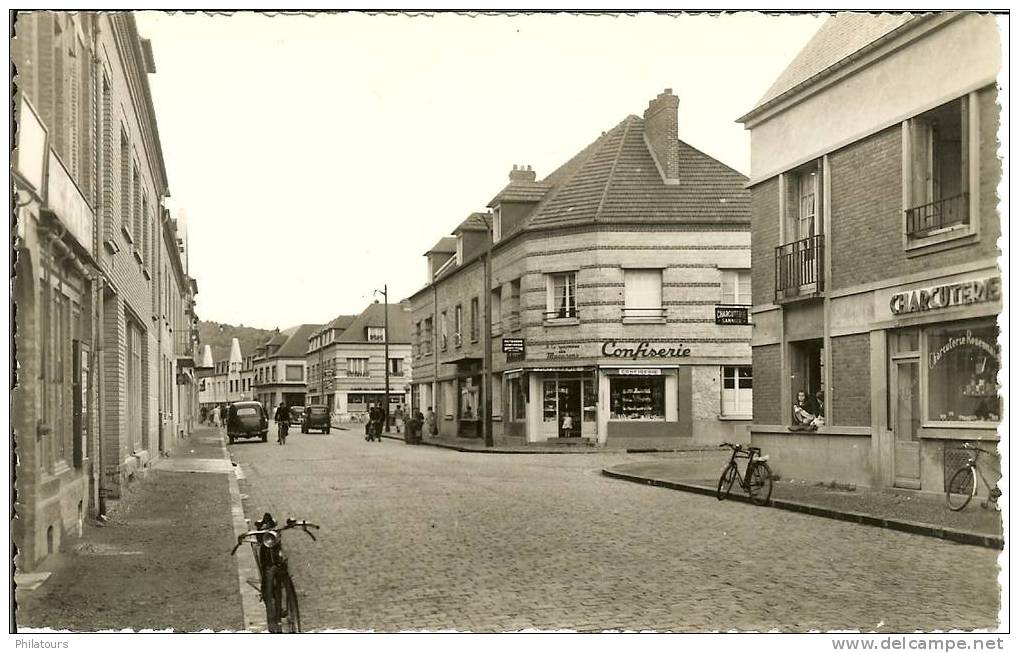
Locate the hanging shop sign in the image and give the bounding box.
[46,150,95,253]
[890,277,1001,315]
[715,305,750,325]
[602,341,691,359]
[503,337,525,362]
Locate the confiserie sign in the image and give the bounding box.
[602,341,691,359]
[890,277,1001,315]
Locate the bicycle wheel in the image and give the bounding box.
[280,572,300,633]
[748,462,774,506]
[263,566,284,633]
[946,466,975,511]
[717,463,738,501]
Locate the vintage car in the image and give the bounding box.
[302,404,331,434]
[227,401,268,444]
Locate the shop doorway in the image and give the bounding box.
[892,359,921,488]
[541,375,593,439]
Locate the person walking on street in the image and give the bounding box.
[394,405,405,433]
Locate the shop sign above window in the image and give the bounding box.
[890,277,1001,315]
[602,341,691,359]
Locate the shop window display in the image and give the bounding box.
[610,377,665,420]
[927,322,1000,423]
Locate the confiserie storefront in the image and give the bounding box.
[500,337,752,449]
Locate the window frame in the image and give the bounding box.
[622,267,665,322]
[347,357,370,378]
[901,92,981,254]
[720,365,753,418]
[545,271,578,322]
[720,268,752,306]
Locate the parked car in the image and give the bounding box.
[227,401,268,444]
[289,405,305,426]
[302,404,331,434]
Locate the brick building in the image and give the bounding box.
[409,90,752,448]
[306,303,413,420]
[251,324,322,411]
[738,13,1002,490]
[12,12,199,571]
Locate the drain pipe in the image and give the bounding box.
[92,13,107,517]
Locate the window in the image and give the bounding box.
[546,272,577,319]
[423,317,433,354]
[493,207,502,242]
[720,269,752,305]
[623,268,664,319]
[509,279,521,330]
[456,235,464,265]
[348,357,369,377]
[440,311,448,350]
[721,366,753,417]
[470,297,479,342]
[126,318,144,450]
[454,304,463,347]
[132,164,142,245]
[927,322,999,423]
[794,167,818,240]
[285,365,302,382]
[491,288,502,333]
[610,377,665,421]
[790,339,824,423]
[120,129,131,236]
[443,380,455,418]
[906,98,970,238]
[492,375,502,418]
[367,327,386,342]
[272,366,277,382]
[389,358,404,376]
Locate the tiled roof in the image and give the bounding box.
[325,314,357,332]
[750,12,916,114]
[272,324,322,359]
[454,212,491,233]
[425,236,457,255]
[335,301,414,344]
[522,115,749,230]
[487,179,554,207]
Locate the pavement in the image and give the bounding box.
[603,457,1005,550]
[14,426,244,632]
[229,428,1001,631]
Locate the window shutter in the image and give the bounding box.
[625,269,662,311]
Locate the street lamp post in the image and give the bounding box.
[482,213,494,448]
[375,285,391,433]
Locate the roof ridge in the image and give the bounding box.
[524,115,634,230]
[594,117,635,221]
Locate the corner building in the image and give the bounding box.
[411,90,753,448]
[738,13,1002,490]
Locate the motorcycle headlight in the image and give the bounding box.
[260,531,280,549]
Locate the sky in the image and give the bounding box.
[136,11,827,330]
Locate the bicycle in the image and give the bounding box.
[716,442,774,505]
[277,420,289,445]
[946,442,1001,511]
[231,512,320,633]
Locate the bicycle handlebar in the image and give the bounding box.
[959,442,998,457]
[230,520,321,555]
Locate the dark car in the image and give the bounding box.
[302,404,331,434]
[227,401,268,444]
[289,406,305,427]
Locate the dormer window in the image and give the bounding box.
[455,235,464,265]
[367,327,386,342]
[493,207,502,243]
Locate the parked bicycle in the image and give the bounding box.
[231,512,320,632]
[946,442,1001,511]
[716,442,774,505]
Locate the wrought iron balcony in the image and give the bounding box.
[622,307,667,320]
[775,234,825,301]
[543,308,579,320]
[905,192,969,238]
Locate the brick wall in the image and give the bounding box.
[830,333,871,427]
[828,88,1001,290]
[750,177,780,306]
[752,344,781,425]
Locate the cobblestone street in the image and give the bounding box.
[231,428,1001,632]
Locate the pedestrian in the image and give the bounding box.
[561,412,574,438]
[425,406,437,437]
[211,404,220,428]
[394,405,405,433]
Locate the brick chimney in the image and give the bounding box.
[508,164,536,182]
[643,89,680,185]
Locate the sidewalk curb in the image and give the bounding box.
[381,433,713,455]
[601,468,1004,550]
[219,434,266,632]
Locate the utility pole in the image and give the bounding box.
[377,284,391,433]
[482,214,494,448]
